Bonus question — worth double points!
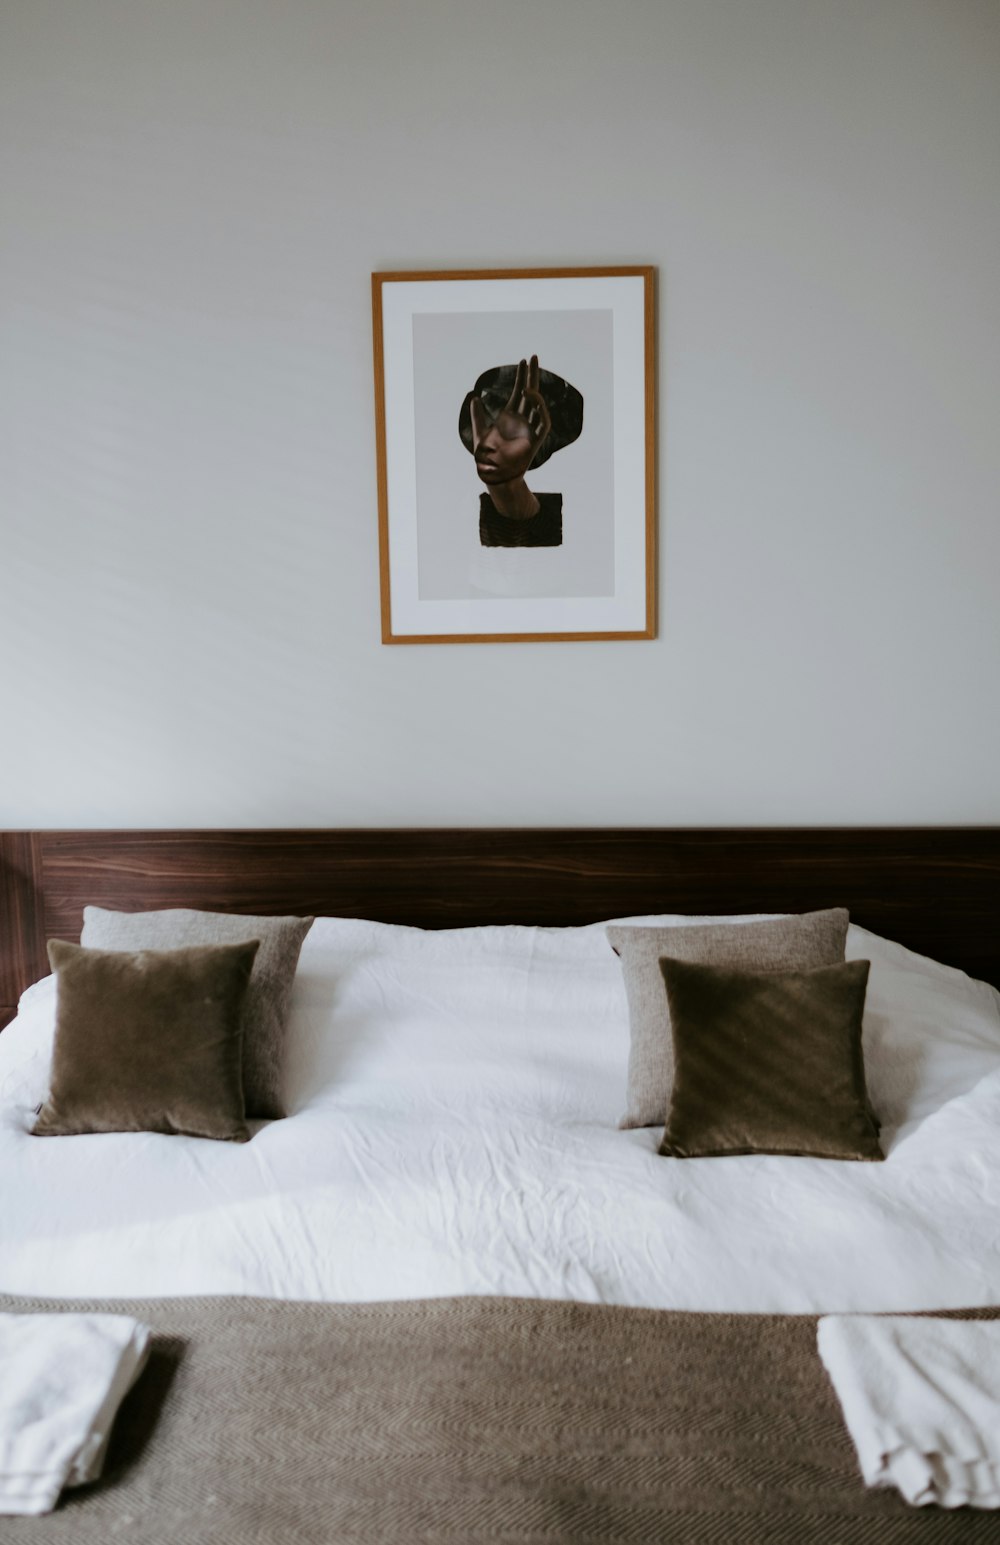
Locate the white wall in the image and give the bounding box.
[2,0,998,827]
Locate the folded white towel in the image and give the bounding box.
[0,1312,150,1516]
[818,1315,1000,1508]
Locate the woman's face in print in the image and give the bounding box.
[470,408,536,486]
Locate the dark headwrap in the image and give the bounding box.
[458,364,584,469]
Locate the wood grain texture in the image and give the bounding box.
[1,829,998,1014]
[0,832,45,1028]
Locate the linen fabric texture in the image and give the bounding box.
[9,1296,1000,1545]
[817,1314,1000,1508]
[608,908,850,1129]
[659,957,882,1160]
[32,939,259,1143]
[4,915,1000,1309]
[81,907,314,1119]
[0,1311,150,1516]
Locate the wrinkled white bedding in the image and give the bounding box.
[2,916,999,1313]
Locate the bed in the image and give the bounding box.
[2,825,1000,1542]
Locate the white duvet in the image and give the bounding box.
[2,916,999,1313]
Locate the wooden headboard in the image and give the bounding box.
[3,827,999,1026]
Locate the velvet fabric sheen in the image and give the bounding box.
[658,956,883,1161]
[608,909,850,1130]
[32,940,259,1142]
[80,908,313,1119]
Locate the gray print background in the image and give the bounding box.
[412,308,614,600]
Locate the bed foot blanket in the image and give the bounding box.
[1,1293,998,1544]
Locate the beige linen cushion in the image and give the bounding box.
[33,939,259,1142]
[607,909,850,1129]
[81,907,313,1119]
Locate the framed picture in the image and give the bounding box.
[372,266,656,644]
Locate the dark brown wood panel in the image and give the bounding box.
[2,828,998,1015]
[0,832,46,1028]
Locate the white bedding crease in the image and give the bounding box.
[818,1316,1000,1508]
[0,1312,150,1515]
[1,915,1000,1312]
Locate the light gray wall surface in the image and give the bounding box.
[2,0,998,826]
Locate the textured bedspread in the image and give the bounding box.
[3,1294,999,1544]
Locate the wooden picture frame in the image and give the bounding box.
[372,266,656,644]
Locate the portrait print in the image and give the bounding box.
[458,358,584,550]
[410,306,613,603]
[373,268,655,643]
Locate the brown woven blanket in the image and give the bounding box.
[2,1293,999,1544]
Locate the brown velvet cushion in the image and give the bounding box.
[32,939,260,1142]
[81,907,314,1120]
[658,957,883,1161]
[608,909,850,1130]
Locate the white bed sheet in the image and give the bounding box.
[1,916,999,1313]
